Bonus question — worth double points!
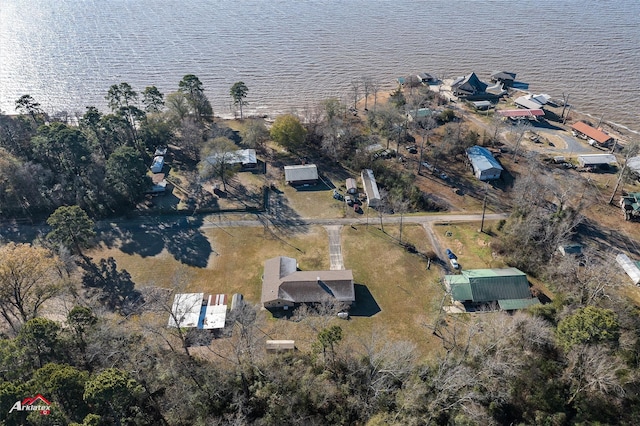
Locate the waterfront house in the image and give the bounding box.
[490,71,516,87]
[451,72,488,99]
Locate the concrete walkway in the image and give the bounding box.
[324,225,344,270]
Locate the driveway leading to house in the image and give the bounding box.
[325,225,344,270]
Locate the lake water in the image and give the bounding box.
[1,0,639,132]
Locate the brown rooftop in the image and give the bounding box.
[261,256,355,308]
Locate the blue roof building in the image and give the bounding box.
[466,145,504,181]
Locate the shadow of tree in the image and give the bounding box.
[0,220,42,244]
[349,284,381,317]
[266,189,308,236]
[99,215,212,268]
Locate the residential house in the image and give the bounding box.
[361,169,381,207]
[284,164,319,186]
[451,72,488,99]
[261,256,355,309]
[466,145,504,181]
[444,267,539,310]
[417,72,437,84]
[490,71,516,87]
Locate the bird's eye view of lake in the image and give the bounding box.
[1,0,639,132]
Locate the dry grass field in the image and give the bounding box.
[88,221,464,357]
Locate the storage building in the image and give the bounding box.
[284,164,319,186]
[346,178,358,194]
[361,169,381,207]
[466,145,504,181]
[444,267,539,311]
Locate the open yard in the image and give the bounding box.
[88,220,458,357]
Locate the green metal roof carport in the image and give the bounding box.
[498,298,540,311]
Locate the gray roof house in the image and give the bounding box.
[466,145,504,181]
[451,72,488,98]
[490,71,516,86]
[284,164,319,186]
[444,267,539,310]
[261,256,355,309]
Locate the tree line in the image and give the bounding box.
[0,75,254,220]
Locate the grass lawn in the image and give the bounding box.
[281,182,346,219]
[89,226,329,303]
[89,222,448,357]
[432,221,505,270]
[341,224,444,356]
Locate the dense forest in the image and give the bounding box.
[2,76,640,425]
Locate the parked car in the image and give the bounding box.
[449,258,460,269]
[445,248,457,259]
[332,189,344,201]
[345,195,354,206]
[439,172,448,180]
[421,161,435,171]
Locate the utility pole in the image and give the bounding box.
[596,113,605,129]
[608,146,637,204]
[480,183,488,233]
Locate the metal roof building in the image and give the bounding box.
[577,154,617,167]
[466,145,504,181]
[571,121,614,145]
[168,293,227,329]
[444,267,539,310]
[497,109,545,118]
[361,169,381,207]
[514,96,544,110]
[284,164,319,185]
[616,253,640,285]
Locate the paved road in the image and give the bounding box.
[198,212,508,229]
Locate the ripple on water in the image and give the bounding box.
[0,0,638,131]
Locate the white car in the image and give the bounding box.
[449,258,459,269]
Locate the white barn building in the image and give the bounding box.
[466,145,504,181]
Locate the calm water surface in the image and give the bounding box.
[1,0,639,131]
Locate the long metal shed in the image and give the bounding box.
[361,169,381,207]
